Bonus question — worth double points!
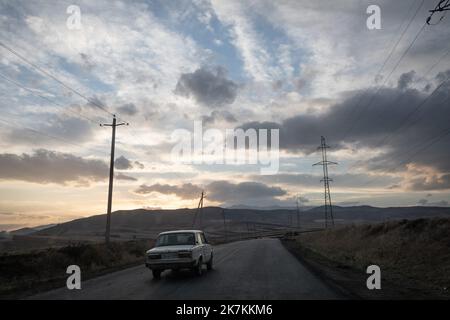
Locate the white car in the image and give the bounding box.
[145,230,213,279]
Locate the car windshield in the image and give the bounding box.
[155,232,196,247]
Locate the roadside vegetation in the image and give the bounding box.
[0,239,153,299]
[284,218,450,299]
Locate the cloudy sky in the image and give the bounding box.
[1,0,450,230]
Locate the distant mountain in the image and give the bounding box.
[10,224,57,236]
[31,206,450,241]
[306,205,450,222]
[227,204,314,211]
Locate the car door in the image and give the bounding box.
[195,232,205,261]
[200,232,212,261]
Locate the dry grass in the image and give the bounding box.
[0,239,153,299]
[293,218,450,297]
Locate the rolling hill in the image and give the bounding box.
[30,205,450,241]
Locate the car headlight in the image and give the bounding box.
[178,251,192,258]
[148,254,161,259]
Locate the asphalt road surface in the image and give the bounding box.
[31,238,341,300]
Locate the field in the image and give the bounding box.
[283,218,450,299]
[0,239,153,299]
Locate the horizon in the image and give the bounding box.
[1,0,450,232]
[3,203,450,232]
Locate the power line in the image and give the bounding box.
[341,1,427,142]
[1,37,164,159]
[358,121,450,189]
[0,41,116,118]
[361,72,449,156]
[427,0,450,24]
[348,70,450,172]
[423,42,450,76]
[0,116,108,156]
[367,44,450,135]
[0,47,146,162]
[399,127,450,166]
[338,0,423,143]
[345,23,427,141]
[377,76,450,147]
[0,72,103,125]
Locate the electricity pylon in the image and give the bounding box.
[192,190,205,229]
[296,194,301,229]
[100,115,128,244]
[313,136,337,228]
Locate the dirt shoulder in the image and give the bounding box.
[282,218,450,300]
[0,239,153,299]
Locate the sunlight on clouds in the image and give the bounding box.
[0,0,449,226]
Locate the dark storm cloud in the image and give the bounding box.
[134,181,286,203]
[86,96,107,110]
[134,161,145,169]
[397,70,415,90]
[6,116,92,145]
[298,196,309,203]
[337,201,360,206]
[240,70,450,175]
[206,181,286,202]
[175,66,238,107]
[407,174,450,191]
[115,173,137,181]
[417,198,448,207]
[417,198,427,205]
[114,156,144,170]
[250,173,400,189]
[0,149,108,185]
[79,53,96,69]
[134,183,203,199]
[202,110,237,125]
[117,103,138,116]
[436,69,450,83]
[114,155,133,170]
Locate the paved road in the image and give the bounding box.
[31,238,341,300]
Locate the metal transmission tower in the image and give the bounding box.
[192,191,205,229]
[296,195,301,229]
[313,136,337,228]
[101,115,128,244]
[427,0,450,25]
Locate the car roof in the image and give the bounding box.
[158,230,203,235]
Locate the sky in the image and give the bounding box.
[0,0,450,230]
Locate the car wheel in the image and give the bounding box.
[152,270,161,279]
[206,255,213,270]
[194,257,203,276]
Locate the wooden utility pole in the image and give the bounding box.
[101,115,128,244]
[222,208,227,242]
[192,191,205,229]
